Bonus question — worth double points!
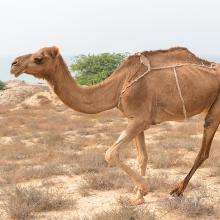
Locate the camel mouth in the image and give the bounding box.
[14,71,23,77]
[10,67,25,77]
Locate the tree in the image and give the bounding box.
[70,53,128,85]
[0,80,5,90]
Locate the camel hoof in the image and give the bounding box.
[140,186,148,196]
[170,181,185,197]
[130,188,147,205]
[130,196,145,205]
[170,188,183,197]
[138,180,148,196]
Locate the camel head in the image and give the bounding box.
[10,46,60,79]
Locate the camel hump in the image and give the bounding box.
[111,47,212,78]
[139,47,212,67]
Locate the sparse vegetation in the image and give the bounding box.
[73,148,108,174]
[80,169,133,191]
[0,83,220,219]
[4,186,75,220]
[150,150,189,169]
[80,196,155,220]
[147,172,170,192]
[87,206,155,220]
[13,163,72,182]
[0,80,5,90]
[163,188,214,217]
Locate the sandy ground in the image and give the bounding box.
[0,81,220,220]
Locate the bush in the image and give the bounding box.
[80,169,133,191]
[0,80,5,90]
[71,53,128,85]
[163,188,214,217]
[4,186,74,220]
[82,196,155,220]
[75,73,108,85]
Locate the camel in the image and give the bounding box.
[10,46,220,205]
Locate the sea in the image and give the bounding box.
[1,55,220,83]
[0,55,75,83]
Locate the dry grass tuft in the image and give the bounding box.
[204,140,220,176]
[150,150,189,169]
[152,135,199,151]
[88,207,155,220]
[77,186,91,197]
[73,148,108,174]
[82,195,155,220]
[209,167,220,177]
[163,188,214,217]
[147,172,170,192]
[4,186,75,220]
[14,163,71,182]
[80,169,133,191]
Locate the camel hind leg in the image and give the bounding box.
[170,94,220,196]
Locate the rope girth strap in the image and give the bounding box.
[173,66,187,120]
[117,55,215,120]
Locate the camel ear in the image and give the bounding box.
[48,46,59,58]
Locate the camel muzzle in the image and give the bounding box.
[10,61,24,77]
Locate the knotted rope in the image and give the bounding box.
[117,55,214,120]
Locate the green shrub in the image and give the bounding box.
[75,72,109,85]
[0,80,5,90]
[71,53,128,85]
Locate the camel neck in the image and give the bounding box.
[48,57,123,114]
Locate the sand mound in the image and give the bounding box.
[0,80,48,106]
[0,80,64,108]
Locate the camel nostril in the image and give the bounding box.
[12,61,18,66]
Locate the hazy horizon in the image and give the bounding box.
[1,0,220,82]
[2,53,220,83]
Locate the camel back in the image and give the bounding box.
[139,47,211,67]
[111,47,213,80]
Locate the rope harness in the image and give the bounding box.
[118,54,215,120]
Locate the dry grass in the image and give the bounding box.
[148,122,202,169]
[147,172,170,192]
[73,148,108,174]
[81,196,155,220]
[161,117,203,136]
[13,163,72,182]
[1,86,220,219]
[1,148,108,184]
[77,186,91,197]
[152,136,199,151]
[4,186,75,220]
[203,140,220,176]
[163,188,214,217]
[150,150,189,169]
[87,206,155,220]
[80,169,133,191]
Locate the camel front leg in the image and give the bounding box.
[133,131,148,176]
[105,120,148,205]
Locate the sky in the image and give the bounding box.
[1,0,220,56]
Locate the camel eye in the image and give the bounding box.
[34,57,44,65]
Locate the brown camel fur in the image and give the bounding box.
[10,46,220,205]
